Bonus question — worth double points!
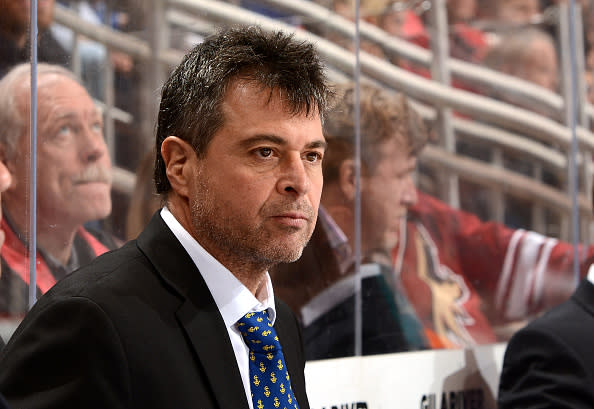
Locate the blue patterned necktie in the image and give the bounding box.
[237,310,299,409]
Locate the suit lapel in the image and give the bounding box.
[573,279,594,317]
[274,301,309,409]
[176,296,249,409]
[274,309,299,376]
[137,212,249,409]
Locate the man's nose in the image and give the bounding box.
[276,154,310,196]
[402,176,418,207]
[80,126,108,163]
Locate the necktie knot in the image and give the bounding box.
[237,310,282,355]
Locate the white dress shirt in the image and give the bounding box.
[160,207,276,409]
[587,264,594,285]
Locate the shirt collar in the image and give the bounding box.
[318,206,353,274]
[587,264,594,285]
[160,207,276,326]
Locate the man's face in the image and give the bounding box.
[380,9,409,38]
[360,138,417,254]
[7,74,112,229]
[37,0,56,30]
[447,0,477,22]
[498,0,540,24]
[187,80,326,270]
[515,38,559,92]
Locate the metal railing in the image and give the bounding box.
[52,0,594,242]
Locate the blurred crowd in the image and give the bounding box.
[0,0,593,354]
[311,0,591,100]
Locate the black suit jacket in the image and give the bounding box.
[0,213,310,409]
[498,279,594,408]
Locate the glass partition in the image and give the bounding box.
[2,0,592,404]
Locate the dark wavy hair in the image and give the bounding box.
[154,25,334,195]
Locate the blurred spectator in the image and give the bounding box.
[239,0,302,25]
[0,0,69,77]
[271,82,594,352]
[582,0,594,105]
[496,0,542,25]
[272,82,430,360]
[52,0,134,99]
[309,0,392,59]
[446,0,490,63]
[447,0,477,23]
[542,0,591,10]
[0,63,117,316]
[484,27,558,93]
[460,27,559,228]
[375,0,427,44]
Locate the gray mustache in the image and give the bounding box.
[73,166,112,184]
[266,202,315,220]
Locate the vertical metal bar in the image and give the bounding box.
[491,148,505,223]
[427,0,459,209]
[353,0,362,358]
[140,0,168,155]
[559,1,581,284]
[568,0,581,284]
[573,6,593,245]
[103,58,116,161]
[574,6,587,128]
[531,165,546,233]
[28,0,38,310]
[71,34,81,79]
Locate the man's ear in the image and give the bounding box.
[160,136,196,199]
[338,159,356,202]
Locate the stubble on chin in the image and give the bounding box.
[190,199,315,271]
[188,165,318,274]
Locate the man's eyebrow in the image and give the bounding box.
[51,112,77,121]
[239,135,286,148]
[51,108,102,122]
[307,140,327,151]
[238,135,327,151]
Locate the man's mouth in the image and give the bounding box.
[72,167,112,185]
[272,212,310,228]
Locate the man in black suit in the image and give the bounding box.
[0,26,333,409]
[498,210,594,406]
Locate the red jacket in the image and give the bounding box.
[0,217,113,316]
[395,191,592,348]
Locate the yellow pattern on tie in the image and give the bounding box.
[237,310,299,409]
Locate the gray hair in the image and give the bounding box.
[0,63,80,160]
[484,27,556,72]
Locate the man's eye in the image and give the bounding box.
[91,122,104,133]
[57,125,72,136]
[305,152,322,162]
[256,147,273,158]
